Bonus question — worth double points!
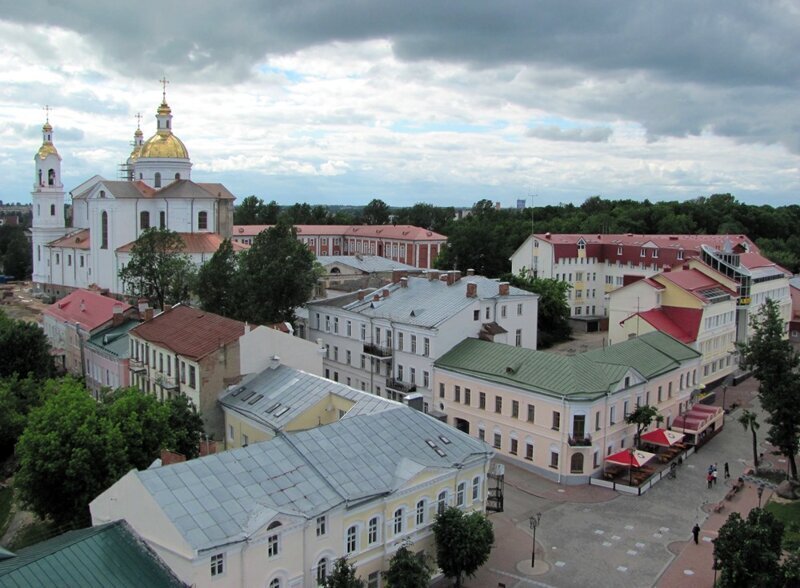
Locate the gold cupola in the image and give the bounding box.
[139,95,189,160]
[37,120,60,160]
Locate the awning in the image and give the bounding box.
[605,449,655,468]
[640,428,685,447]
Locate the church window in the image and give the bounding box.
[174,173,180,180]
[140,211,150,230]
[159,211,166,229]
[48,169,55,186]
[101,211,108,249]
[154,172,161,188]
[139,173,143,180]
[38,169,43,186]
[198,211,208,230]
[50,204,55,216]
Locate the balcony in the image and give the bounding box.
[386,378,417,394]
[155,374,178,390]
[363,342,392,359]
[568,433,593,447]
[129,359,146,374]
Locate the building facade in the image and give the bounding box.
[435,332,702,484]
[305,270,538,413]
[84,318,141,397]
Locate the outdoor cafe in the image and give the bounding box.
[599,427,689,492]
[672,404,725,447]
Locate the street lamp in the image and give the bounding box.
[757,484,764,508]
[529,512,542,568]
[713,556,720,586]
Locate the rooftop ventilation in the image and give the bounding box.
[231,386,247,397]
[247,394,264,406]
[434,447,447,457]
[274,406,291,418]
[265,402,281,413]
[241,391,256,402]
[438,435,452,445]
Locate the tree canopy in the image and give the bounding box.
[196,238,239,317]
[384,544,433,588]
[320,557,364,588]
[0,309,55,379]
[503,269,572,348]
[359,198,391,225]
[714,509,785,587]
[118,228,196,310]
[625,405,661,449]
[0,225,32,279]
[433,506,494,588]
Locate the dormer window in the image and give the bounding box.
[617,245,623,255]
[640,248,646,257]
[577,239,586,251]
[652,249,658,259]
[677,250,684,260]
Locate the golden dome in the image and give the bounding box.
[42,122,53,132]
[37,142,59,160]
[139,132,189,159]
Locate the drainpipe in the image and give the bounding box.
[602,392,610,477]
[559,395,566,484]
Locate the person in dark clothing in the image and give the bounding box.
[724,462,730,479]
[692,523,701,544]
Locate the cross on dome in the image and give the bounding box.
[159,76,169,103]
[43,104,51,123]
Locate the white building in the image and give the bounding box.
[305,270,538,414]
[31,91,236,299]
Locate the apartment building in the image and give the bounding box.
[84,317,141,397]
[305,270,538,413]
[435,332,701,484]
[91,404,494,588]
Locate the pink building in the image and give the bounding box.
[84,318,141,397]
[231,224,447,269]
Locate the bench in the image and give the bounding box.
[712,501,725,513]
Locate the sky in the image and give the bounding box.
[1,1,798,209]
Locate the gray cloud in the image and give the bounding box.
[527,125,612,143]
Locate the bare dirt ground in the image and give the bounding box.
[547,329,609,356]
[0,281,46,323]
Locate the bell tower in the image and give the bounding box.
[31,107,68,293]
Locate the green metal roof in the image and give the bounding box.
[85,320,140,359]
[0,521,185,587]
[434,332,700,401]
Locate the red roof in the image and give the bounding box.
[233,224,446,241]
[658,269,737,301]
[48,229,90,250]
[624,306,703,343]
[129,305,247,360]
[43,289,132,332]
[534,233,758,251]
[116,233,247,254]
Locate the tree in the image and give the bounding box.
[118,228,196,310]
[714,509,784,587]
[360,198,391,225]
[739,409,761,469]
[384,544,433,588]
[625,405,661,449]
[15,379,128,527]
[0,310,55,379]
[1,228,32,278]
[234,195,279,225]
[0,381,25,459]
[433,506,494,588]
[197,238,239,317]
[235,221,321,324]
[166,393,204,459]
[504,269,572,347]
[321,557,365,588]
[739,299,800,479]
[781,548,800,587]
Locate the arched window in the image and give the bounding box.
[99,190,106,198]
[416,499,426,525]
[570,453,584,473]
[269,579,280,588]
[198,211,208,230]
[267,521,281,557]
[437,490,448,514]
[472,476,481,501]
[154,172,161,188]
[316,558,328,584]
[367,516,379,544]
[175,172,181,180]
[48,168,55,186]
[393,508,404,535]
[101,211,108,249]
[38,169,43,186]
[50,204,55,216]
[345,525,358,554]
[140,211,150,230]
[456,482,466,507]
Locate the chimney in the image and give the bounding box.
[400,277,408,288]
[466,268,475,276]
[498,282,510,296]
[683,263,690,270]
[138,298,148,315]
[357,290,365,301]
[427,270,440,281]
[452,270,462,283]
[381,289,389,299]
[80,299,86,312]
[392,269,402,283]
[244,321,251,334]
[144,307,154,321]
[466,282,477,298]
[270,355,281,369]
[112,303,124,326]
[545,232,551,239]
[373,293,381,302]
[663,265,671,273]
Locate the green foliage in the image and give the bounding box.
[0,226,32,279]
[233,196,281,225]
[101,388,172,470]
[166,393,204,459]
[739,299,800,479]
[118,228,196,310]
[433,506,494,588]
[0,310,55,379]
[320,557,365,588]
[781,548,800,587]
[504,269,572,347]
[0,485,12,538]
[234,221,321,324]
[738,410,761,469]
[714,509,784,587]
[360,198,391,225]
[625,405,661,449]
[384,544,433,588]
[197,238,239,317]
[394,203,454,233]
[766,501,800,551]
[0,382,26,459]
[15,379,128,527]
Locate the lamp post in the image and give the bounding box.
[713,556,720,586]
[757,484,764,508]
[529,512,542,568]
[721,385,727,413]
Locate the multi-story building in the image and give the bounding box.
[607,265,739,386]
[316,255,421,293]
[509,233,781,322]
[84,317,142,398]
[306,270,538,413]
[790,278,800,343]
[435,332,702,484]
[231,224,447,269]
[128,304,247,437]
[41,289,134,375]
[90,404,494,588]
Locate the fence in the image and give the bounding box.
[589,446,696,496]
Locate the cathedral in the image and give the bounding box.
[31,90,236,299]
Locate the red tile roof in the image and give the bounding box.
[533,233,758,251]
[129,305,247,360]
[43,289,132,332]
[116,233,248,254]
[659,269,737,301]
[623,306,703,343]
[233,224,446,241]
[48,229,90,250]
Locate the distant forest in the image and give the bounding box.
[233,194,800,277]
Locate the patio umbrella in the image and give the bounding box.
[605,449,655,468]
[640,428,685,447]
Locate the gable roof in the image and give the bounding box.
[43,289,132,332]
[233,224,446,241]
[85,319,141,358]
[116,233,248,254]
[532,233,758,252]
[316,255,419,273]
[48,229,90,250]
[621,307,703,343]
[0,521,185,587]
[129,305,246,360]
[658,269,736,302]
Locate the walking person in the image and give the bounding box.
[724,462,730,479]
[712,468,718,486]
[692,523,700,545]
[707,472,713,489]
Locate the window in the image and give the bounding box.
[189,365,196,388]
[472,476,481,501]
[411,335,417,353]
[393,508,404,534]
[360,324,366,340]
[464,388,471,405]
[479,392,486,409]
[473,309,479,321]
[269,579,280,588]
[410,367,415,384]
[493,432,502,449]
[512,400,519,418]
[424,337,430,356]
[210,553,224,577]
[416,499,426,525]
[267,522,281,557]
[368,571,380,588]
[501,305,507,318]
[510,438,518,455]
[397,365,404,381]
[316,515,327,537]
[159,210,166,228]
[79,255,84,267]
[515,329,522,347]
[316,558,328,584]
[525,442,534,461]
[495,396,502,414]
[552,411,561,431]
[346,525,358,554]
[454,385,461,402]
[595,411,601,431]
[101,211,108,249]
[623,400,629,417]
[640,248,646,257]
[550,451,559,469]
[527,404,535,423]
[346,350,351,365]
[517,303,523,316]
[610,406,616,425]
[423,371,429,388]
[333,317,339,334]
[485,306,490,319]
[456,482,466,507]
[346,320,352,337]
[397,332,403,350]
[437,490,448,514]
[140,211,150,230]
[439,383,445,398]
[198,211,208,230]
[571,453,584,473]
[478,427,485,441]
[154,172,161,187]
[368,516,379,544]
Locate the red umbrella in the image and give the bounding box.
[640,428,685,447]
[605,449,655,468]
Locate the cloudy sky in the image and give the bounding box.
[1,1,798,208]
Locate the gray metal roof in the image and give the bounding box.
[219,364,398,432]
[85,320,140,359]
[136,406,492,552]
[310,275,536,328]
[317,255,419,274]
